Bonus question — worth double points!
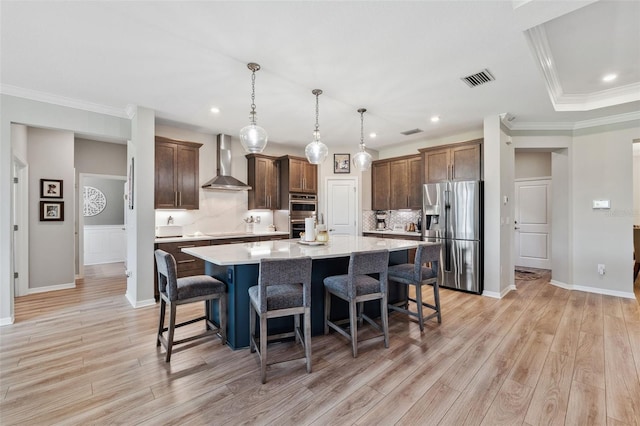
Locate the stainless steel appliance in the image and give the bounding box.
[289,194,317,238]
[375,210,388,230]
[423,180,483,294]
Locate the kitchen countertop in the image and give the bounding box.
[363,230,423,237]
[154,231,289,244]
[182,234,425,266]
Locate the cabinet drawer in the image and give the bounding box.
[156,240,209,274]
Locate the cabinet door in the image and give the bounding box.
[451,143,481,181]
[424,148,450,183]
[371,161,390,210]
[266,159,279,208]
[302,162,317,193]
[289,158,304,193]
[251,156,270,209]
[176,144,200,209]
[248,155,279,209]
[389,159,409,209]
[155,142,178,208]
[407,156,423,209]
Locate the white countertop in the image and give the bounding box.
[182,235,425,265]
[155,231,289,244]
[363,230,423,237]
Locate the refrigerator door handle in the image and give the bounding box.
[444,238,452,272]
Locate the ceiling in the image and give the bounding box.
[1,0,639,150]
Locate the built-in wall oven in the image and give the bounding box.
[289,194,317,238]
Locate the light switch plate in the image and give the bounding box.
[592,200,610,209]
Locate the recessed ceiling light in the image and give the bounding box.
[431,116,440,123]
[210,107,220,114]
[369,132,377,138]
[602,73,617,82]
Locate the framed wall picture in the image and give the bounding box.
[40,179,63,198]
[334,153,350,174]
[40,201,64,221]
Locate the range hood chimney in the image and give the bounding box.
[201,134,252,191]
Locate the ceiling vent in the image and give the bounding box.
[461,69,495,87]
[400,128,424,136]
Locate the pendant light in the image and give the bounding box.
[305,89,329,164]
[239,62,268,153]
[352,108,373,171]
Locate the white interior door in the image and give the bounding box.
[515,179,551,269]
[327,178,357,236]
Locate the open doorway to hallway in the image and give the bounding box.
[513,150,552,280]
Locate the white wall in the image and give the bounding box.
[27,127,76,289]
[571,123,638,296]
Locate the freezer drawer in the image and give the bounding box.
[429,237,482,294]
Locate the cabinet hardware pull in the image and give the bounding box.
[178,192,182,206]
[177,259,196,264]
[177,244,196,248]
[451,165,454,179]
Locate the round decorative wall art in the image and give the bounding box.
[83,186,107,217]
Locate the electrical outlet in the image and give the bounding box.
[597,264,605,275]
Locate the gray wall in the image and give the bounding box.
[83,176,125,225]
[28,127,76,289]
[75,138,127,175]
[514,151,552,179]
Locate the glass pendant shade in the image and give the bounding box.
[239,123,268,153]
[305,138,329,164]
[353,146,373,171]
[239,62,268,153]
[353,107,373,172]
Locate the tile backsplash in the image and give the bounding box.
[362,210,421,231]
[155,191,287,235]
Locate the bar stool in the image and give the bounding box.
[154,249,227,362]
[324,249,390,358]
[249,256,313,384]
[387,243,442,331]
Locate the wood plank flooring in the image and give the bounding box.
[1,263,639,425]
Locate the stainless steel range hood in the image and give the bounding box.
[202,134,252,191]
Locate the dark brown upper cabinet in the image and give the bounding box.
[420,139,482,183]
[372,154,422,210]
[155,136,202,210]
[246,154,280,210]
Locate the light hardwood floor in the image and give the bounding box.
[1,263,639,425]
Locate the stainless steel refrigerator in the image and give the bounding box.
[423,180,483,294]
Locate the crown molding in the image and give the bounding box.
[525,26,640,112]
[0,84,130,119]
[509,110,640,132]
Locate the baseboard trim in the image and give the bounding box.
[0,316,15,326]
[482,284,516,299]
[28,282,75,294]
[550,280,636,299]
[126,292,156,308]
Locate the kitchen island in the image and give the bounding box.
[183,235,423,349]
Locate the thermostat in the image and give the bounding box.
[592,200,610,209]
